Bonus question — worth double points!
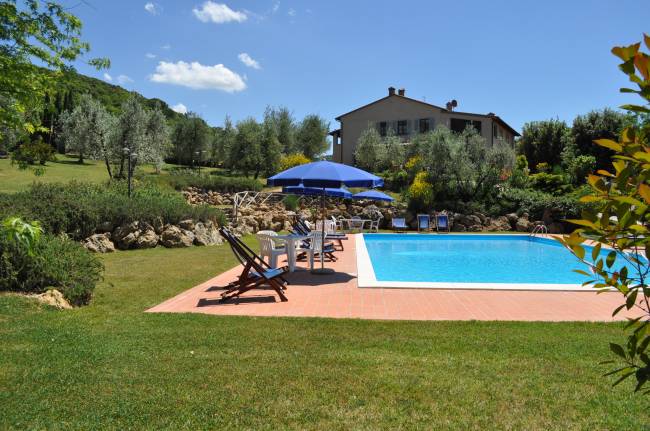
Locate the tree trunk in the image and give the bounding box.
[78,151,84,164]
[104,156,113,179]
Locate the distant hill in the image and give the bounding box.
[49,68,184,122]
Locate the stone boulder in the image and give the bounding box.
[136,227,159,248]
[161,225,195,248]
[515,216,532,232]
[178,219,195,231]
[193,221,223,246]
[32,289,72,310]
[486,216,511,232]
[112,221,141,250]
[82,233,115,253]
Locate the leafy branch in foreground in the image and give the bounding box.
[559,34,650,393]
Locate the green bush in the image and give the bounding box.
[496,186,586,219]
[11,138,56,166]
[165,173,262,193]
[282,194,300,211]
[0,233,103,306]
[529,172,571,195]
[0,181,225,240]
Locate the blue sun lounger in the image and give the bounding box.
[391,217,407,232]
[417,214,431,232]
[436,213,450,232]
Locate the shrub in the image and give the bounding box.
[528,172,571,195]
[279,153,310,172]
[0,181,225,240]
[11,138,55,166]
[166,173,262,193]
[567,154,596,185]
[380,169,409,192]
[282,194,300,211]
[0,227,103,306]
[407,172,434,212]
[495,186,585,219]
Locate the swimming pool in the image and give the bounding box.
[356,234,619,291]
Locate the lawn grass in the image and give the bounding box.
[0,237,647,429]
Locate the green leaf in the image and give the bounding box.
[594,139,623,152]
[610,343,627,359]
[591,243,602,261]
[606,251,617,268]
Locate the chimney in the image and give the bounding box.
[388,86,395,96]
[446,99,458,111]
[398,88,405,96]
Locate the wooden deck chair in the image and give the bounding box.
[218,227,289,302]
[391,217,407,232]
[417,214,431,232]
[435,212,450,233]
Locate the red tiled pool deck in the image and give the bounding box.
[148,236,638,322]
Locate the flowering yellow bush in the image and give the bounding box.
[407,171,433,211]
[280,153,310,171]
[404,156,422,171]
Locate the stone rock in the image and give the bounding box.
[178,219,195,231]
[32,289,72,310]
[82,233,115,253]
[515,216,531,232]
[152,217,165,234]
[193,221,223,246]
[486,216,511,232]
[136,228,159,248]
[548,222,565,234]
[112,222,141,250]
[505,213,518,228]
[161,225,195,248]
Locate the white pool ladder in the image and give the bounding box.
[529,224,548,237]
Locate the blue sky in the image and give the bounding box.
[72,0,650,133]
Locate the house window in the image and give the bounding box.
[450,118,482,134]
[378,121,387,137]
[419,118,431,133]
[493,124,498,139]
[397,120,408,135]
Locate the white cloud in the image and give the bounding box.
[161,44,171,50]
[150,61,246,92]
[117,74,134,85]
[287,8,296,16]
[145,53,157,59]
[272,1,280,13]
[172,103,188,114]
[193,2,247,24]
[144,2,159,14]
[103,73,112,82]
[238,52,260,70]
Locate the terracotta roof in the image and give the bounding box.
[334,93,519,136]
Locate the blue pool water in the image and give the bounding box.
[363,234,621,284]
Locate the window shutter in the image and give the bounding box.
[429,118,435,131]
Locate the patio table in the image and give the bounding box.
[274,234,309,272]
[340,218,372,232]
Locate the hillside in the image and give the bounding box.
[46,68,184,122]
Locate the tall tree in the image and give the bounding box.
[296,114,329,159]
[270,106,296,154]
[0,0,109,137]
[171,113,209,168]
[58,94,115,168]
[229,118,262,177]
[144,104,170,173]
[354,126,382,171]
[571,108,629,169]
[519,119,571,171]
[261,108,282,176]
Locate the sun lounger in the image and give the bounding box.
[417,214,431,232]
[291,221,338,261]
[436,212,450,233]
[391,217,407,232]
[218,227,289,302]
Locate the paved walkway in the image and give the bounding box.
[148,236,637,321]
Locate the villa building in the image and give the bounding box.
[330,87,520,165]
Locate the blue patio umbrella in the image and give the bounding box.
[267,160,384,188]
[269,161,382,274]
[283,184,352,199]
[352,190,394,202]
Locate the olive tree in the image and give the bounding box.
[354,125,382,171]
[58,94,115,168]
[296,114,329,159]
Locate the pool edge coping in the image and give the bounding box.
[355,233,602,292]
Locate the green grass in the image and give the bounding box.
[0,157,226,193]
[0,238,648,429]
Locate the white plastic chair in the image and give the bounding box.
[306,231,326,270]
[256,231,286,268]
[316,219,337,236]
[369,213,383,232]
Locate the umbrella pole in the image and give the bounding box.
[312,188,334,275]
